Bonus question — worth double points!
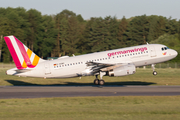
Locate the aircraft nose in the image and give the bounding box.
[171,49,178,58]
[174,50,178,57]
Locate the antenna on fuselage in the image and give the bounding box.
[146,42,149,45]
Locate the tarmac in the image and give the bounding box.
[1,85,180,99]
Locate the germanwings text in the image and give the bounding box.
[107,47,147,57]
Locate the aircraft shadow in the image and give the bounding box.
[5,80,156,86]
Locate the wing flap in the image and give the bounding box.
[86,61,129,73]
[86,61,134,74]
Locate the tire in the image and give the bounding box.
[94,79,99,85]
[153,71,157,76]
[98,80,105,85]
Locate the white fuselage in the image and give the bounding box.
[7,44,178,78]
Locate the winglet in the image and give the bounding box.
[4,35,44,69]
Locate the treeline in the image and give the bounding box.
[0,7,180,62]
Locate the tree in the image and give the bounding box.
[117,16,128,47]
[27,9,43,51]
[38,15,57,58]
[164,17,178,35]
[54,9,83,56]
[125,15,149,46]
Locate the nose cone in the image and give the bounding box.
[166,49,178,60]
[173,50,178,57]
[170,49,178,59]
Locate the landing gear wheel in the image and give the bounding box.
[94,79,99,85]
[99,79,105,85]
[153,71,157,76]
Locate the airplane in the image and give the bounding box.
[4,35,178,85]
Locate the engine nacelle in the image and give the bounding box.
[108,63,136,77]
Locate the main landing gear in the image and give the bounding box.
[151,64,157,76]
[94,72,106,85]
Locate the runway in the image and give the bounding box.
[0,86,180,99]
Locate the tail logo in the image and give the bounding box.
[4,36,40,69]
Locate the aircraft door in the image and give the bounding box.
[45,63,51,74]
[149,46,156,57]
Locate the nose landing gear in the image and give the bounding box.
[151,64,157,76]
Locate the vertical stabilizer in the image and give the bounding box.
[4,35,44,69]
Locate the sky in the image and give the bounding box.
[0,0,180,20]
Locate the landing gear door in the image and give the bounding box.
[45,63,51,75]
[150,46,156,57]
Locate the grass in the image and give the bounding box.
[0,68,180,86]
[0,96,180,120]
[1,67,180,120]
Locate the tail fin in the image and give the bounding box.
[4,35,44,69]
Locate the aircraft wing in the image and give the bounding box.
[86,62,126,73]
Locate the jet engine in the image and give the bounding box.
[108,63,136,76]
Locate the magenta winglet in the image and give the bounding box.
[4,36,24,69]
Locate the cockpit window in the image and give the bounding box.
[162,47,169,51]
